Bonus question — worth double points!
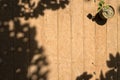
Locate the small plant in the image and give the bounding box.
[98,0,110,12]
[97,0,115,19]
[98,0,105,12]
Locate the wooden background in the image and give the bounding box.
[25,0,120,80]
[26,0,120,80]
[1,0,119,80]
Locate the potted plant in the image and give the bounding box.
[98,0,115,19]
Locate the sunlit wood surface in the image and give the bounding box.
[0,0,120,80]
[33,0,120,80]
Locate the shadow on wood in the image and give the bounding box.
[0,0,69,21]
[87,13,107,25]
[76,72,93,80]
[76,52,120,80]
[0,20,49,80]
[0,0,70,80]
[118,6,120,15]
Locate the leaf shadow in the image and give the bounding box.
[76,52,120,80]
[0,0,70,80]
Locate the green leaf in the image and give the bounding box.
[98,7,101,12]
[99,3,103,7]
[98,0,105,7]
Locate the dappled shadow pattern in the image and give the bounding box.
[0,20,49,80]
[87,13,107,25]
[100,52,120,80]
[0,0,69,80]
[76,52,120,80]
[0,0,69,21]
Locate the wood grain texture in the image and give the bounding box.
[107,0,118,55]
[95,0,107,79]
[35,0,119,79]
[58,4,72,80]
[106,0,118,79]
[83,1,96,80]
[107,0,118,56]
[71,0,84,79]
[118,0,120,52]
[10,0,120,80]
[43,10,58,80]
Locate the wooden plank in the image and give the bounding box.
[43,10,58,80]
[107,0,118,79]
[58,5,72,80]
[71,0,84,79]
[0,22,14,80]
[118,1,120,79]
[95,0,107,79]
[83,1,96,80]
[107,0,118,55]
[118,0,120,52]
[25,16,46,80]
[95,20,107,78]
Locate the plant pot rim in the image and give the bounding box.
[99,5,115,19]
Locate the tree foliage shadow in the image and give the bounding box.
[76,52,120,80]
[76,72,93,80]
[0,20,49,80]
[87,13,107,25]
[0,0,69,80]
[0,0,69,21]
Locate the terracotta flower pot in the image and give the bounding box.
[99,5,115,19]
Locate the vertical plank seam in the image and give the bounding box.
[117,0,119,80]
[13,1,15,80]
[117,0,119,51]
[28,22,31,80]
[105,0,108,76]
[70,0,73,80]
[57,9,59,80]
[116,0,118,79]
[83,0,85,72]
[82,0,84,75]
[95,1,97,79]
[106,0,108,78]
